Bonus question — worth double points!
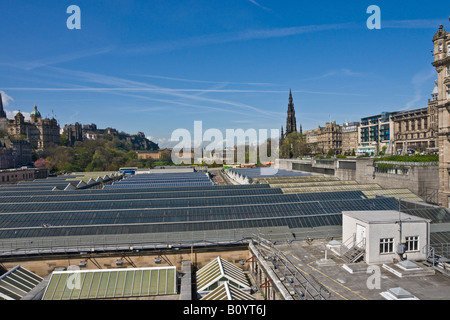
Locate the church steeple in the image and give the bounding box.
[285,89,297,136]
[0,92,7,119]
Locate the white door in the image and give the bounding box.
[356,224,366,248]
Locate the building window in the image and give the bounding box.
[405,236,419,252]
[448,44,450,56]
[447,65,450,76]
[447,85,450,99]
[380,238,394,254]
[439,44,443,53]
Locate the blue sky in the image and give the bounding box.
[1,0,449,147]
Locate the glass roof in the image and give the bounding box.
[42,267,177,300]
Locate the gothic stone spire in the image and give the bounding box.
[0,92,7,118]
[285,90,297,136]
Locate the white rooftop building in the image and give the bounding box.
[342,210,431,264]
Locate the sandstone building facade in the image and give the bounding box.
[432,23,450,207]
[4,104,60,151]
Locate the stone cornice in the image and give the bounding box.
[432,56,450,68]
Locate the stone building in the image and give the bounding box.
[0,147,15,169]
[305,121,342,155]
[6,105,60,151]
[392,102,438,155]
[432,22,450,207]
[342,122,359,155]
[64,122,83,146]
[0,137,32,168]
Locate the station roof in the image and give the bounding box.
[0,265,43,300]
[201,282,255,300]
[196,257,250,293]
[42,266,177,300]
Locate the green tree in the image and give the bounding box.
[326,149,334,158]
[280,132,310,159]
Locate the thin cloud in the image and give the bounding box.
[0,91,14,106]
[120,18,444,56]
[301,68,365,81]
[248,0,271,12]
[3,86,366,97]
[1,46,115,71]
[41,67,282,118]
[403,68,436,110]
[383,19,444,29]
[132,74,277,86]
[122,22,357,55]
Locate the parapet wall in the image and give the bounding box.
[278,158,439,202]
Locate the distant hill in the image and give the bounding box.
[36,130,161,173]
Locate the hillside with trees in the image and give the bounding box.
[34,134,165,173]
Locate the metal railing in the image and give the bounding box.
[252,236,330,300]
[427,243,450,262]
[338,233,356,256]
[375,161,438,167]
[0,228,302,258]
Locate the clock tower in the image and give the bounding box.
[432,21,450,207]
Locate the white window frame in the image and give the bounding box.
[405,236,419,252]
[380,238,394,254]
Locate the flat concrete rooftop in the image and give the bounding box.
[343,210,430,224]
[273,239,450,300]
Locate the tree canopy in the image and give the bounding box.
[35,134,167,173]
[280,132,310,159]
